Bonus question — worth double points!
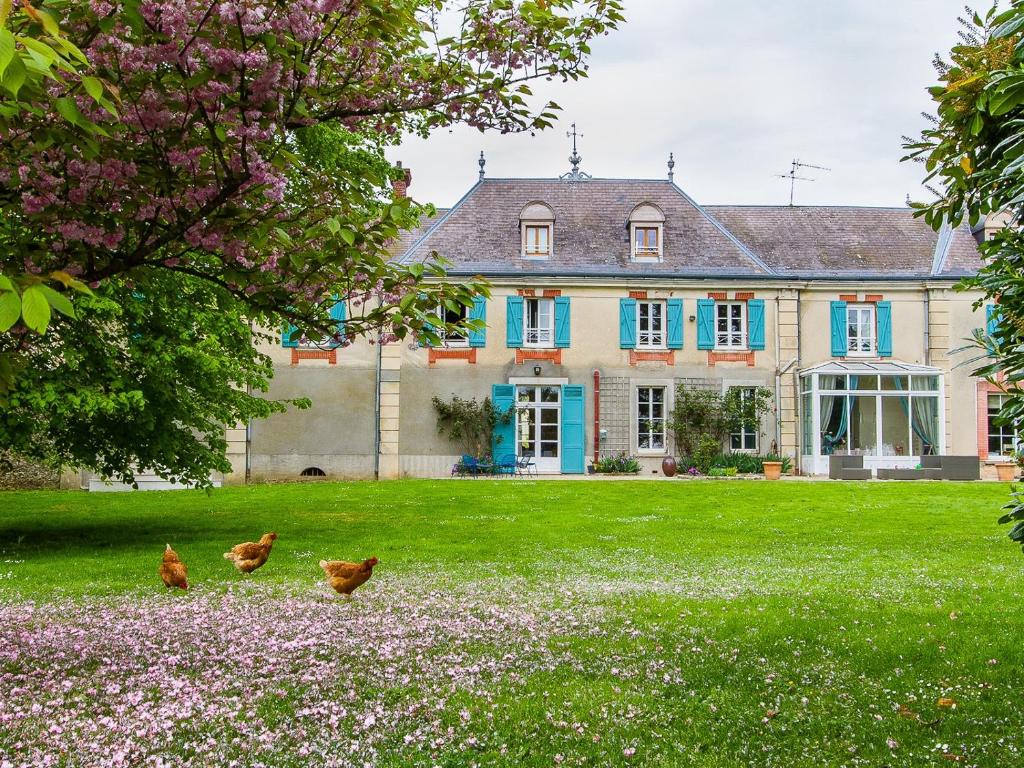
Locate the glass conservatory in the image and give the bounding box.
[799,361,945,476]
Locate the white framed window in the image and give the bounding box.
[730,387,759,452]
[847,304,876,356]
[988,393,1020,459]
[637,300,665,349]
[715,302,746,349]
[524,297,555,347]
[522,223,552,258]
[637,386,666,453]
[435,302,468,347]
[631,225,662,259]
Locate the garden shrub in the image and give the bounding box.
[592,453,641,474]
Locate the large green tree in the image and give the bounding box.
[905,2,1024,549]
[0,0,623,485]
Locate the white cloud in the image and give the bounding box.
[388,0,971,208]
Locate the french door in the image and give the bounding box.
[515,385,561,473]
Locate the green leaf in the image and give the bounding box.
[339,228,356,246]
[81,75,103,102]
[2,54,26,98]
[38,284,76,319]
[54,96,91,129]
[0,289,20,332]
[20,285,51,333]
[0,273,12,291]
[0,29,15,78]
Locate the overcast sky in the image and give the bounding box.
[387,0,973,209]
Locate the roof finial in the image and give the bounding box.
[667,152,675,183]
[560,122,591,181]
[478,151,486,181]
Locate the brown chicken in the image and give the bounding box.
[223,532,278,574]
[319,557,378,597]
[159,544,188,590]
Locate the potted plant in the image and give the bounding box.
[997,450,1019,482]
[762,460,783,480]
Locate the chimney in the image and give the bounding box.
[392,161,412,199]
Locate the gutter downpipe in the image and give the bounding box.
[924,290,931,366]
[373,338,382,480]
[593,369,601,464]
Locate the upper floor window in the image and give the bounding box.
[847,304,875,356]
[436,302,468,347]
[520,202,555,259]
[716,302,746,349]
[637,300,665,349]
[524,224,551,257]
[524,297,554,347]
[629,203,665,260]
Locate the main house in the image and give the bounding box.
[222,158,1005,481]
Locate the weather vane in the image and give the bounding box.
[776,158,831,206]
[560,122,591,181]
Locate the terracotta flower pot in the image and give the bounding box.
[762,461,783,480]
[661,456,677,477]
[996,463,1017,482]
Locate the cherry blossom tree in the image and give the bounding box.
[0,0,624,484]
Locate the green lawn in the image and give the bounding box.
[1,480,1022,767]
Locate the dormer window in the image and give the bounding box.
[520,202,555,259]
[628,203,665,261]
[524,224,551,257]
[634,226,659,256]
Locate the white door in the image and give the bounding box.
[516,385,561,473]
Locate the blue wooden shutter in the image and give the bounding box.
[619,298,637,349]
[876,301,892,357]
[506,296,524,348]
[747,299,765,351]
[327,299,346,349]
[554,297,571,348]
[987,303,1000,336]
[282,322,298,348]
[667,299,683,349]
[491,384,516,459]
[468,297,487,348]
[561,384,585,474]
[830,301,847,357]
[696,299,715,350]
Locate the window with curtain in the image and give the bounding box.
[847,304,876,355]
[988,393,1018,458]
[524,298,554,347]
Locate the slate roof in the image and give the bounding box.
[387,208,448,258]
[705,206,983,278]
[396,178,983,279]
[399,178,771,277]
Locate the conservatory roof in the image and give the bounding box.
[799,360,943,377]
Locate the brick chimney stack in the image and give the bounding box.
[392,161,412,199]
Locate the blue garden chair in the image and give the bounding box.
[493,454,518,477]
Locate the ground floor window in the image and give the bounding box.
[729,387,759,452]
[802,367,943,460]
[516,385,560,471]
[636,386,666,452]
[988,393,1018,458]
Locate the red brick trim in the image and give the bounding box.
[516,289,536,296]
[428,348,477,366]
[734,291,755,301]
[628,290,648,299]
[291,348,337,365]
[707,350,755,367]
[629,350,675,365]
[864,294,884,303]
[515,348,562,364]
[542,289,562,298]
[839,294,858,302]
[708,291,727,300]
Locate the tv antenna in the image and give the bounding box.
[776,159,831,206]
